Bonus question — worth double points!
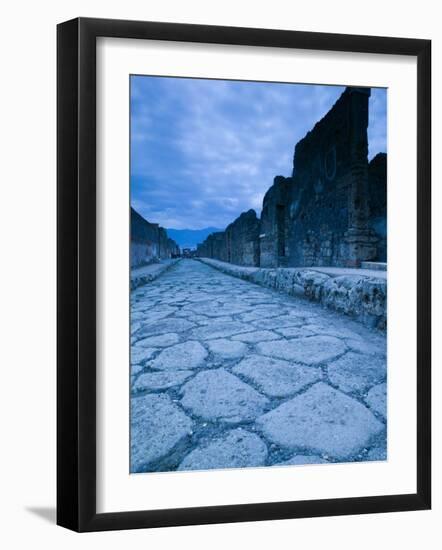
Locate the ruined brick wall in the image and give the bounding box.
[197,87,386,269]
[158,228,180,259]
[287,87,378,267]
[196,241,208,258]
[212,232,228,262]
[196,232,225,260]
[131,207,179,267]
[196,210,260,266]
[259,176,292,267]
[225,210,260,266]
[167,238,181,258]
[158,228,169,259]
[131,208,159,267]
[368,153,387,262]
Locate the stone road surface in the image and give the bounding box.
[130,259,387,473]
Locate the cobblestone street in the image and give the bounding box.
[130,259,387,473]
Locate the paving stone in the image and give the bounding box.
[366,444,387,461]
[131,321,141,335]
[256,382,384,459]
[239,307,287,322]
[179,314,212,325]
[207,339,248,359]
[286,308,310,318]
[190,320,253,341]
[137,306,178,324]
[131,364,143,376]
[135,333,180,348]
[186,294,221,303]
[188,303,250,317]
[327,352,386,394]
[303,324,362,340]
[256,336,346,365]
[150,341,208,371]
[180,300,221,311]
[180,368,269,423]
[186,315,233,326]
[231,330,281,343]
[131,347,157,365]
[275,326,315,338]
[136,318,195,337]
[173,309,193,318]
[131,393,193,472]
[178,429,268,471]
[131,311,145,322]
[132,370,193,392]
[365,382,387,418]
[232,355,322,398]
[252,316,304,330]
[131,302,148,312]
[345,337,386,356]
[275,454,328,466]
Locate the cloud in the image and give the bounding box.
[131,77,386,230]
[368,88,387,160]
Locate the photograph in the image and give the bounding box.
[0,0,434,541]
[129,75,388,474]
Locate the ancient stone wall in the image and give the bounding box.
[368,153,387,262]
[288,87,378,267]
[197,87,386,269]
[196,232,225,261]
[198,258,387,330]
[197,210,260,267]
[225,210,261,266]
[131,207,180,267]
[158,228,171,260]
[259,176,292,268]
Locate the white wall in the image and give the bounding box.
[0,0,440,547]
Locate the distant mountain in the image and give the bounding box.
[166,227,222,250]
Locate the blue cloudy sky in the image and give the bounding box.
[130,76,386,230]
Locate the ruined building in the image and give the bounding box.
[131,207,180,268]
[197,87,387,268]
[368,152,387,263]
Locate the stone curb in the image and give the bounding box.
[131,259,181,290]
[197,258,386,330]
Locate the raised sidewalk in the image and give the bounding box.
[131,259,180,290]
[197,258,386,330]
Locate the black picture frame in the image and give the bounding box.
[57,17,431,532]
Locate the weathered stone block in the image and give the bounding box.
[232,354,322,398]
[150,341,208,370]
[180,368,269,423]
[275,454,328,466]
[131,393,193,472]
[207,339,248,359]
[178,429,268,471]
[365,382,387,419]
[132,370,193,392]
[327,352,386,394]
[256,382,384,459]
[256,335,347,365]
